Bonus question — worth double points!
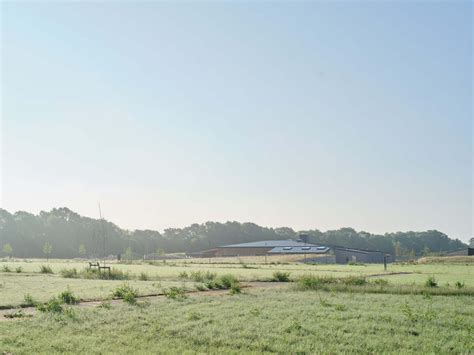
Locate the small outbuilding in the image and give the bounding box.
[334,247,393,264]
[445,248,474,257]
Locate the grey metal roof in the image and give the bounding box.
[219,240,317,248]
[268,246,330,254]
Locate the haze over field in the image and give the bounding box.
[1,2,472,242]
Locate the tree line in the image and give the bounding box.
[0,207,468,259]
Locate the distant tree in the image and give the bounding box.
[2,243,13,259]
[470,238,474,248]
[422,246,430,256]
[409,249,416,259]
[79,244,87,257]
[394,241,402,257]
[125,247,133,264]
[42,242,53,261]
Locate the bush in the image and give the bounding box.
[164,286,187,300]
[455,281,465,289]
[123,291,138,305]
[60,268,79,278]
[230,283,241,295]
[37,298,63,313]
[179,271,189,279]
[15,266,23,273]
[23,293,37,306]
[1,265,11,272]
[39,265,53,274]
[139,272,149,281]
[196,284,207,291]
[272,271,291,282]
[219,274,238,289]
[58,289,79,305]
[112,284,139,299]
[373,278,389,286]
[425,276,438,288]
[343,276,367,286]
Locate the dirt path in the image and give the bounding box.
[0,281,287,321]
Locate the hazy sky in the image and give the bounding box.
[1,1,472,241]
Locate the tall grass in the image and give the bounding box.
[296,275,474,296]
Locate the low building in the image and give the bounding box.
[215,240,321,257]
[334,247,393,264]
[445,248,474,257]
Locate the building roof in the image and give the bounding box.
[333,246,384,254]
[219,240,317,248]
[268,246,330,254]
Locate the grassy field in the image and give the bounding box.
[1,258,472,285]
[0,258,473,353]
[0,286,472,354]
[0,273,195,308]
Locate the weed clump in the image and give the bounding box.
[37,298,64,313]
[60,268,79,278]
[189,271,216,282]
[23,293,37,307]
[425,276,438,288]
[139,272,149,281]
[1,265,11,272]
[15,266,22,273]
[164,286,187,300]
[39,265,53,274]
[58,289,79,305]
[454,281,464,289]
[112,284,139,300]
[272,271,291,282]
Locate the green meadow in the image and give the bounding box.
[0,258,472,354]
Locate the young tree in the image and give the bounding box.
[125,247,133,264]
[2,243,13,259]
[394,241,402,257]
[43,242,53,261]
[79,244,87,257]
[409,249,416,259]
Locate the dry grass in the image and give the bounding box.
[417,256,473,264]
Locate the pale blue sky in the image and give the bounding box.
[1,1,472,241]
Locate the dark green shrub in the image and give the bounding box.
[37,298,63,313]
[219,274,238,289]
[15,266,22,273]
[425,276,438,288]
[230,283,241,295]
[343,276,367,286]
[164,286,187,300]
[1,265,11,272]
[272,271,291,282]
[112,284,139,299]
[39,265,53,274]
[455,281,464,289]
[123,291,138,305]
[58,289,79,305]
